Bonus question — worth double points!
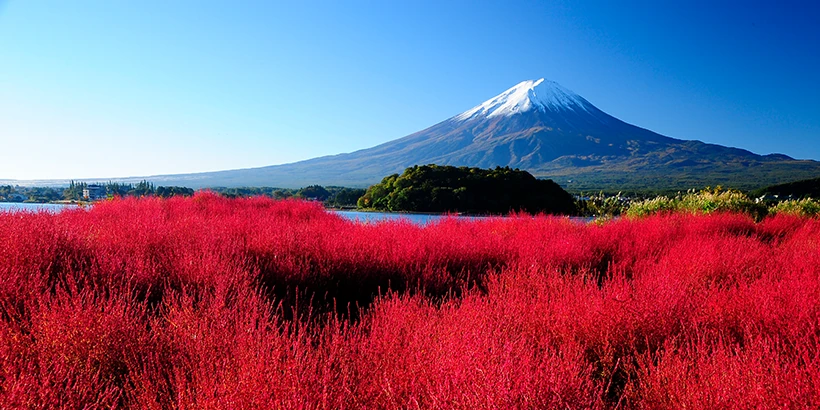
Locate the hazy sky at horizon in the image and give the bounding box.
[1,0,818,180]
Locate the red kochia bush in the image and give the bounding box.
[1,193,819,408]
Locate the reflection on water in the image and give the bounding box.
[334,210,484,225]
[334,210,593,225]
[0,203,80,213]
[0,203,592,224]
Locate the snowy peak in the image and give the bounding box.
[455,78,593,121]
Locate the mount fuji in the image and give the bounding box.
[12,79,819,191]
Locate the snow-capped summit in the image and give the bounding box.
[455,78,593,121]
[96,77,819,192]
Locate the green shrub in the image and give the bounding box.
[624,196,676,218]
[626,188,767,220]
[679,188,765,216]
[770,198,820,217]
[575,192,630,217]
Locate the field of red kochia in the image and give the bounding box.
[1,193,819,408]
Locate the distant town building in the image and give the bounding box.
[82,185,107,201]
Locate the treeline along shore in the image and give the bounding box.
[3,165,820,218]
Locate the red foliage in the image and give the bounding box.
[1,193,819,408]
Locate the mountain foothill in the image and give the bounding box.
[6,78,818,192]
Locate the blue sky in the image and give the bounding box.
[1,0,818,180]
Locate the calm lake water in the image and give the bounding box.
[0,203,479,224]
[0,202,80,213]
[0,203,591,224]
[334,211,593,225]
[334,210,487,225]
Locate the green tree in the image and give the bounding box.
[156,186,195,198]
[63,180,88,200]
[131,180,155,197]
[358,165,576,215]
[296,185,331,201]
[329,188,366,207]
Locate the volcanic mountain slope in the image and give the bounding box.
[12,79,815,191]
[150,78,817,191]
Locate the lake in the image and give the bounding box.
[0,203,478,224]
[334,210,488,225]
[0,203,592,224]
[0,202,80,213]
[335,211,594,225]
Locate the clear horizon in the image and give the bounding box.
[1,1,818,180]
